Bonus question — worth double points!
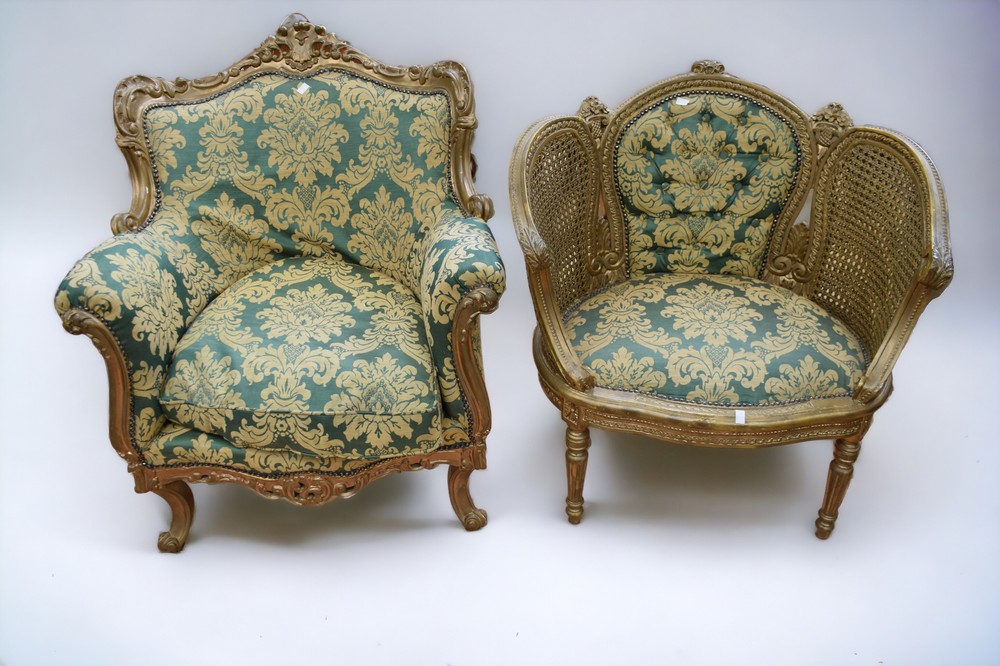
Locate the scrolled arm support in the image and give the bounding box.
[61,308,138,463]
[55,231,204,459]
[520,230,595,392]
[452,286,501,444]
[419,209,506,444]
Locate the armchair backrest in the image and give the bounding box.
[599,61,816,280]
[115,16,488,295]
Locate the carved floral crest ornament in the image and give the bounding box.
[510,59,952,537]
[55,16,505,551]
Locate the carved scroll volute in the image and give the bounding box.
[768,220,813,293]
[576,96,625,287]
[588,211,626,288]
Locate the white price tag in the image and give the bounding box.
[735,409,746,425]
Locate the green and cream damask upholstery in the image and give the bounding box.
[511,61,952,537]
[56,18,504,550]
[565,274,865,406]
[616,93,799,277]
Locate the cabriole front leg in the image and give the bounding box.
[565,425,591,524]
[448,465,487,531]
[815,434,863,539]
[151,480,195,553]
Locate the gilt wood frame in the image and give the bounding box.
[510,60,952,537]
[62,15,499,551]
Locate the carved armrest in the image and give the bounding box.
[807,126,953,403]
[509,115,601,391]
[55,229,215,455]
[419,206,506,441]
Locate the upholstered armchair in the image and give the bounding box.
[55,16,505,551]
[510,60,951,537]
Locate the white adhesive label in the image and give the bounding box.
[295,82,311,95]
[735,409,746,425]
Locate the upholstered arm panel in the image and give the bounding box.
[808,127,952,401]
[56,225,225,449]
[419,205,505,444]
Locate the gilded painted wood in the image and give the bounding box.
[815,430,866,539]
[151,481,195,553]
[448,464,488,531]
[564,426,591,525]
[61,15,499,550]
[510,61,952,536]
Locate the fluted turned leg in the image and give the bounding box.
[815,435,863,539]
[448,465,487,531]
[565,425,591,524]
[152,481,195,553]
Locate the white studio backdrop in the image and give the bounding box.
[1,1,997,664]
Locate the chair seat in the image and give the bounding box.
[564,273,867,406]
[160,255,442,460]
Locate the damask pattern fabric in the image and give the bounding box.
[160,255,441,459]
[564,274,866,406]
[614,93,800,277]
[142,422,381,475]
[143,69,455,295]
[54,68,506,469]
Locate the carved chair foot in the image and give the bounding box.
[815,435,862,540]
[447,465,487,531]
[565,425,591,525]
[152,480,195,553]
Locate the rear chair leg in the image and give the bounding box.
[565,425,591,524]
[152,480,195,553]
[815,434,863,539]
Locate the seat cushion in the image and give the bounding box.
[160,255,442,459]
[564,274,866,406]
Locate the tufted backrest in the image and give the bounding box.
[142,70,454,296]
[601,66,815,281]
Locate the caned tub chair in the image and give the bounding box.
[55,16,505,551]
[510,60,951,537]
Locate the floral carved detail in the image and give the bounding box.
[577,96,610,142]
[519,227,553,270]
[149,444,484,507]
[588,214,625,281]
[813,103,853,148]
[769,221,812,289]
[691,60,726,75]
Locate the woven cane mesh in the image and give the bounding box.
[812,139,926,358]
[528,128,598,314]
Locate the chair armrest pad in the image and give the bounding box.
[55,232,199,364]
[418,208,505,437]
[55,228,213,449]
